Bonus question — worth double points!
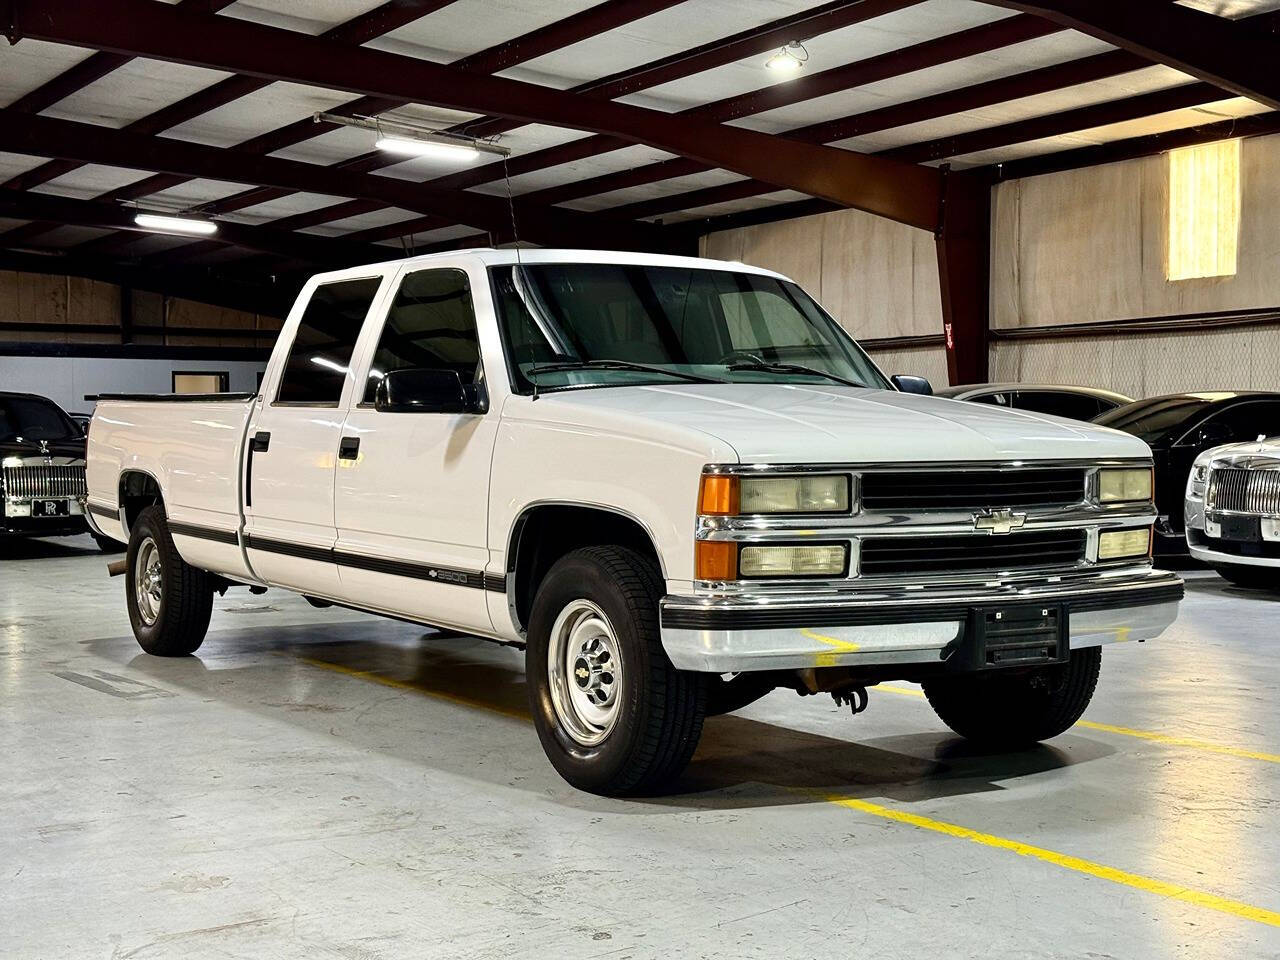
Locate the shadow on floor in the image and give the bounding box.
[0,534,100,560]
[1182,571,1280,602]
[85,618,1116,814]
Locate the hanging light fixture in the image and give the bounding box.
[314,112,509,162]
[133,212,218,235]
[765,40,809,74]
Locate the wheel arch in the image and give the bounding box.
[118,469,165,535]
[505,501,667,632]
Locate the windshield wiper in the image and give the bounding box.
[724,357,865,389]
[525,359,725,387]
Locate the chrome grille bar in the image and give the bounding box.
[1,465,87,500]
[1208,468,1280,516]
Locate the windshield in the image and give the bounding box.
[489,263,890,394]
[1094,396,1218,442]
[0,395,80,444]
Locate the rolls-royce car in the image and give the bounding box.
[0,391,117,551]
[1095,392,1280,555]
[934,383,1132,422]
[1185,435,1280,590]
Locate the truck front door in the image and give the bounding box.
[334,264,499,634]
[243,275,386,596]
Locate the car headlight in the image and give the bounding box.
[700,473,851,515]
[1187,461,1210,501]
[1098,527,1152,561]
[739,543,848,578]
[1098,467,1153,503]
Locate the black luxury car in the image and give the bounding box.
[1094,391,1280,554]
[0,391,118,551]
[934,382,1133,421]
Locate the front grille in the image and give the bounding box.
[1,464,87,500]
[859,468,1086,512]
[1208,468,1280,516]
[859,530,1087,577]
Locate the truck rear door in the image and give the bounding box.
[242,274,387,596]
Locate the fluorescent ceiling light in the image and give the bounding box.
[374,133,482,162]
[765,40,808,73]
[134,212,218,235]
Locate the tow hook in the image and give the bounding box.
[832,685,869,716]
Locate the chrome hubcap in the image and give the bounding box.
[134,537,163,626]
[547,599,622,746]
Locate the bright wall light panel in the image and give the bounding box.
[1167,139,1240,281]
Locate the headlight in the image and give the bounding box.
[739,543,848,578]
[1098,467,1153,503]
[1098,527,1151,561]
[700,473,851,515]
[1187,462,1210,500]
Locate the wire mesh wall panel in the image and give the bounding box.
[990,326,1280,396]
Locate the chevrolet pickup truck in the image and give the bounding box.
[85,249,1183,795]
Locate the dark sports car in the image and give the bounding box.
[1094,392,1280,554]
[0,391,118,551]
[934,382,1132,421]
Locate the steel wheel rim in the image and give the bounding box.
[134,536,163,626]
[547,599,623,747]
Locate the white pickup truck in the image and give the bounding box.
[86,248,1182,795]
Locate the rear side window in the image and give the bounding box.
[276,277,382,404]
[363,269,480,403]
[1014,391,1102,421]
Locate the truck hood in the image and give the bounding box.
[529,383,1151,463]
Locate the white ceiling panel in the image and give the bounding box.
[468,142,678,197]
[44,59,232,129]
[369,0,601,65]
[564,169,747,212]
[735,31,1118,135]
[657,189,811,224]
[30,164,162,200]
[222,193,349,223]
[141,179,262,209]
[948,97,1274,168]
[222,0,395,35]
[0,152,52,181]
[35,225,115,247]
[299,207,421,236]
[617,0,1016,114]
[164,82,363,148]
[373,223,486,249]
[1178,0,1280,14]
[0,39,97,109]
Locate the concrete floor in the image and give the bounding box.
[2,535,1279,959]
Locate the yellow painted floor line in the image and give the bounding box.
[876,683,1280,766]
[818,792,1280,928]
[294,653,1280,928]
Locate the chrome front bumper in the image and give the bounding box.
[659,567,1183,673]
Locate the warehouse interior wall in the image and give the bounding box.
[699,209,949,387]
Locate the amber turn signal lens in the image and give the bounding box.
[699,474,739,515]
[695,541,738,580]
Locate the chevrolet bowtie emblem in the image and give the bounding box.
[575,667,590,680]
[973,508,1027,535]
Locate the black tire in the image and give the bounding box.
[125,505,214,656]
[526,546,706,796]
[705,673,777,716]
[922,647,1101,746]
[1213,564,1278,591]
[93,532,125,554]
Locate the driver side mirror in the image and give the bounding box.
[891,374,933,396]
[374,368,487,414]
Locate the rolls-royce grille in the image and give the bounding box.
[859,469,1086,512]
[859,530,1087,577]
[1208,468,1280,516]
[1,465,87,500]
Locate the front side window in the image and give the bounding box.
[490,263,889,394]
[364,269,480,403]
[276,277,382,404]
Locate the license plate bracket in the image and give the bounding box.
[31,499,70,518]
[1215,514,1262,543]
[949,603,1069,671]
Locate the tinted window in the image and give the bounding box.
[1014,391,1101,421]
[276,277,382,404]
[1201,401,1280,443]
[970,392,1010,407]
[0,395,79,443]
[364,269,480,403]
[1095,396,1219,441]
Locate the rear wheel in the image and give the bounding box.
[922,647,1101,746]
[526,546,705,795]
[1213,563,1278,591]
[126,505,214,656]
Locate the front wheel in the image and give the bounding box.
[922,647,1101,746]
[126,505,215,656]
[1213,563,1278,592]
[526,546,705,796]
